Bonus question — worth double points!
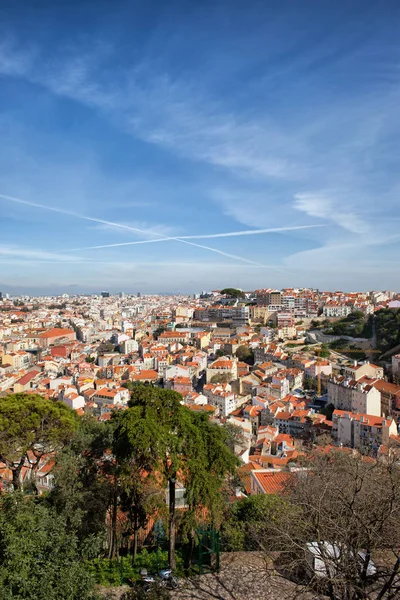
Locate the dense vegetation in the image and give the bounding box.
[324,311,372,338]
[374,308,400,353]
[0,390,238,596]
[220,288,245,299]
[235,345,254,365]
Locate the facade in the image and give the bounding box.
[333,410,397,449]
[342,362,384,381]
[328,378,381,416]
[206,358,238,383]
[323,304,351,318]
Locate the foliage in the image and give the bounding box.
[220,422,246,453]
[221,494,285,551]
[215,349,225,358]
[0,493,96,600]
[87,549,181,586]
[0,393,78,489]
[317,343,330,358]
[235,345,254,365]
[47,416,114,546]
[319,402,335,421]
[113,385,238,567]
[328,337,350,350]
[210,372,232,384]
[324,311,371,338]
[374,308,400,353]
[220,288,245,299]
[153,326,166,339]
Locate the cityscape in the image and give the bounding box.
[1,0,400,599]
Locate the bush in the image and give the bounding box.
[87,549,182,587]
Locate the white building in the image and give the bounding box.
[328,378,381,417]
[323,304,351,318]
[333,410,397,449]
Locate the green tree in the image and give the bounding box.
[0,494,96,600]
[0,394,78,490]
[222,494,285,551]
[114,385,238,569]
[220,288,245,299]
[235,345,254,365]
[48,417,114,550]
[210,372,232,384]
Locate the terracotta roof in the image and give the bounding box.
[252,470,292,494]
[39,328,75,339]
[237,462,264,494]
[15,370,40,386]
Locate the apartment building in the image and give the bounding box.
[328,377,381,416]
[206,357,238,383]
[333,410,397,449]
[323,304,351,318]
[342,361,384,381]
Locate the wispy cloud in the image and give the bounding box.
[0,245,81,262]
[293,193,370,234]
[0,192,278,268]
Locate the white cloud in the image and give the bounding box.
[0,245,82,262]
[293,193,370,234]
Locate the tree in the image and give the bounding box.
[48,416,114,549]
[220,288,245,299]
[114,385,238,569]
[0,394,78,490]
[222,494,285,551]
[257,450,400,600]
[210,372,232,384]
[235,345,254,365]
[0,493,96,600]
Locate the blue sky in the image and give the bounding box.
[0,0,399,294]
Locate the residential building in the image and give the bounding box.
[333,410,397,450]
[328,377,381,416]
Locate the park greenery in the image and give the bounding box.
[323,311,372,338]
[374,308,400,353]
[220,288,245,299]
[0,389,238,595]
[1,392,400,599]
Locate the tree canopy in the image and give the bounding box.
[220,288,245,299]
[0,494,96,600]
[0,394,78,489]
[113,384,238,568]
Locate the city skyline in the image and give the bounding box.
[1,0,400,293]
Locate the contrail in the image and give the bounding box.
[182,224,325,239]
[0,193,160,238]
[0,192,293,270]
[65,224,325,251]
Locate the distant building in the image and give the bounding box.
[101,291,110,298]
[332,410,397,449]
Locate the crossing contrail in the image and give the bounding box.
[0,192,313,271]
[64,224,325,251]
